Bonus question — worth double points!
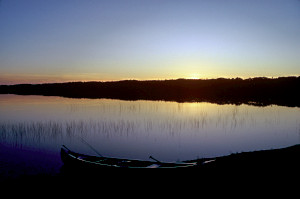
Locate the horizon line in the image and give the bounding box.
[1,75,300,86]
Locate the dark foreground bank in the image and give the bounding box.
[1,76,300,107]
[1,144,299,185]
[194,144,300,170]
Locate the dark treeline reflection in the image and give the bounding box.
[1,76,300,107]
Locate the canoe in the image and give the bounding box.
[61,145,197,168]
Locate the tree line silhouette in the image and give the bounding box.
[1,76,300,107]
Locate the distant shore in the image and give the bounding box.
[1,76,300,107]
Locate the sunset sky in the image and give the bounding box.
[1,0,300,84]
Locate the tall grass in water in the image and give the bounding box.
[0,120,137,148]
[0,109,256,148]
[0,121,63,147]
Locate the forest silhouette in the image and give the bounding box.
[1,76,300,107]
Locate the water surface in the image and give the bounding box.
[0,94,300,175]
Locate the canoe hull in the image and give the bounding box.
[61,146,197,168]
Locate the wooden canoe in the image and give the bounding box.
[61,145,197,168]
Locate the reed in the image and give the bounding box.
[0,107,273,148]
[0,120,139,147]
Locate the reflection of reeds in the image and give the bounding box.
[0,120,138,147]
[0,108,262,147]
[0,121,64,147]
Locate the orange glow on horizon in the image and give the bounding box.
[1,72,299,85]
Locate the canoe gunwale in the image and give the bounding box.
[61,146,197,168]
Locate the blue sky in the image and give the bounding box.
[1,0,300,84]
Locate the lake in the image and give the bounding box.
[0,94,300,176]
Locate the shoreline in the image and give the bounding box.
[1,76,300,107]
[1,144,299,184]
[194,144,300,170]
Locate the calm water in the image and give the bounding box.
[1,94,300,175]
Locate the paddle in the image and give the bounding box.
[149,156,161,163]
[80,137,103,157]
[62,145,71,151]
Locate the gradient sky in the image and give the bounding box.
[1,0,300,84]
